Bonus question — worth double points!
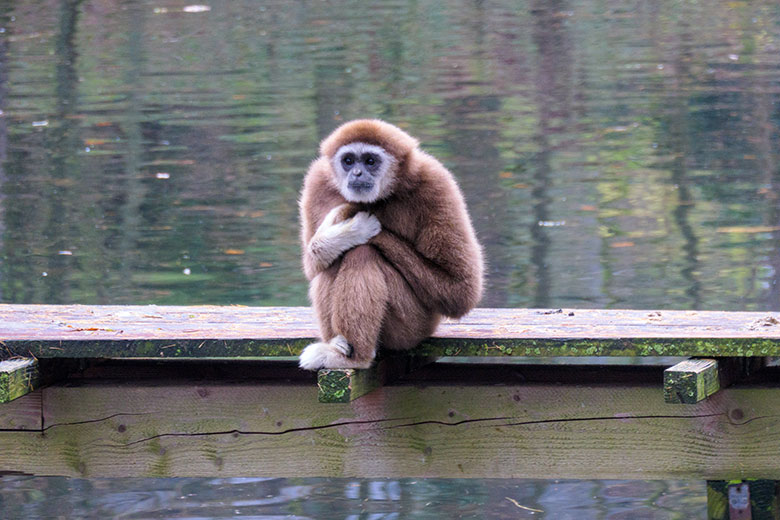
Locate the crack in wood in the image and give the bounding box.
[384,412,744,430]
[2,412,772,446]
[118,417,410,447]
[115,411,772,446]
[0,412,152,434]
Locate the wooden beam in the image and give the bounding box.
[0,387,41,430]
[3,377,780,478]
[664,358,720,404]
[0,358,40,404]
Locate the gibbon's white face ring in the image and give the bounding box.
[332,142,397,203]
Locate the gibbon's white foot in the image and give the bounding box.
[298,335,374,370]
[308,210,381,270]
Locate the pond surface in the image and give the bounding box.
[3,0,780,310]
[2,0,780,517]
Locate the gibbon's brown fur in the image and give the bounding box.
[298,119,484,369]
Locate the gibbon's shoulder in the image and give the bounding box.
[410,150,466,206]
[302,157,334,190]
[300,157,342,209]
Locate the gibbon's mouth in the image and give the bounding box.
[348,181,374,192]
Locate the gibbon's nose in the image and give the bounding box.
[353,169,363,178]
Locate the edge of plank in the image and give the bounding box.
[0,358,40,403]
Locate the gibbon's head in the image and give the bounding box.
[320,119,419,203]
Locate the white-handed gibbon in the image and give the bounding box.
[298,119,484,370]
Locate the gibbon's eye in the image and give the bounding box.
[342,153,356,168]
[362,153,381,169]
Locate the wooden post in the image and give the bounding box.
[0,358,40,403]
[318,356,436,403]
[664,358,720,404]
[707,480,779,520]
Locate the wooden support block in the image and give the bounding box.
[317,356,435,403]
[707,480,779,520]
[664,358,720,404]
[0,358,40,404]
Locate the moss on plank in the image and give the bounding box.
[415,337,780,358]
[664,359,720,404]
[3,339,313,359]
[317,368,382,403]
[0,358,40,403]
[3,336,780,361]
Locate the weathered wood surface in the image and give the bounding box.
[2,305,780,358]
[2,373,780,479]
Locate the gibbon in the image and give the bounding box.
[298,119,484,370]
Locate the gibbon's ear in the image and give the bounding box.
[319,119,419,162]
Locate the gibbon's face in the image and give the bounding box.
[332,142,397,203]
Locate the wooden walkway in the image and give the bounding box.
[3,304,780,358]
[1,305,779,518]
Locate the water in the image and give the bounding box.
[2,0,780,516]
[0,477,704,519]
[2,0,780,309]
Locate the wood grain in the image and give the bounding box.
[2,305,780,358]
[1,377,780,479]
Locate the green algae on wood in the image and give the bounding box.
[317,359,394,403]
[0,358,40,403]
[3,338,312,359]
[4,336,780,360]
[318,368,371,403]
[317,356,437,403]
[414,337,780,358]
[663,358,720,404]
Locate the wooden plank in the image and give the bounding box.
[664,359,720,404]
[2,305,780,358]
[3,377,780,478]
[0,358,40,403]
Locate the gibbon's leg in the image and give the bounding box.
[378,261,441,351]
[299,245,388,370]
[308,262,339,341]
[330,245,388,365]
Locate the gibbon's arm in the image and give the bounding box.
[302,205,380,280]
[300,163,347,280]
[300,164,380,280]
[301,203,342,280]
[370,219,482,318]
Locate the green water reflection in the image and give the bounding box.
[2,0,780,309]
